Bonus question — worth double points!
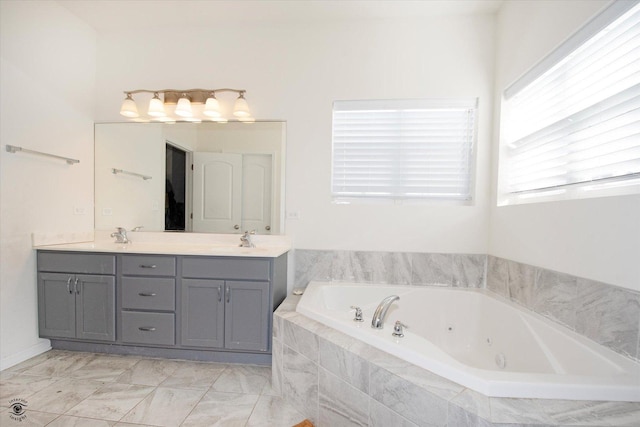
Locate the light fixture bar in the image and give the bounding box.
[123,88,245,104]
[120,88,251,121]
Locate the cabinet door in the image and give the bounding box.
[76,275,115,341]
[224,281,269,352]
[181,279,225,348]
[38,273,76,338]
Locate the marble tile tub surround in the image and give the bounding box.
[487,255,640,362]
[294,249,640,362]
[294,249,487,288]
[273,295,640,427]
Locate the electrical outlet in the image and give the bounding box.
[102,208,113,216]
[151,201,159,211]
[286,211,301,220]
[73,207,87,215]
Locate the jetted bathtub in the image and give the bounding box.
[296,281,640,402]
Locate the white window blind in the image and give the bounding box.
[503,1,640,198]
[331,99,477,202]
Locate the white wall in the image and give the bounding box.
[94,14,496,254]
[490,0,640,291]
[0,1,97,368]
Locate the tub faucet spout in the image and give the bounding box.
[371,295,399,329]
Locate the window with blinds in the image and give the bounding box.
[331,99,477,203]
[501,1,640,203]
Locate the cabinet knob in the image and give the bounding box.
[265,225,271,231]
[234,224,240,230]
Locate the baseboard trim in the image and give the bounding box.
[0,340,51,371]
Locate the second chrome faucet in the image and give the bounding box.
[371,295,399,329]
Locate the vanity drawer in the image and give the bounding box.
[182,257,270,281]
[121,255,176,276]
[38,252,115,275]
[121,277,175,311]
[121,311,175,346]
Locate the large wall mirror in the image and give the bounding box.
[95,121,286,234]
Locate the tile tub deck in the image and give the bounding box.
[273,295,640,427]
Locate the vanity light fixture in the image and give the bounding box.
[147,93,166,117]
[119,88,252,122]
[233,92,251,117]
[119,93,139,117]
[203,92,222,118]
[174,93,193,117]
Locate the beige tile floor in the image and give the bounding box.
[1,350,306,427]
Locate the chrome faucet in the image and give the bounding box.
[371,295,399,329]
[110,227,130,244]
[239,230,256,248]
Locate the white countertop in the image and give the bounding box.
[33,231,291,258]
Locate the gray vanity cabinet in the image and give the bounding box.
[181,279,225,348]
[180,257,274,352]
[224,281,270,351]
[181,279,269,351]
[37,252,116,342]
[119,254,176,346]
[38,249,287,363]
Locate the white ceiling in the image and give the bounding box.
[58,0,504,31]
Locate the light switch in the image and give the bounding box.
[286,211,301,220]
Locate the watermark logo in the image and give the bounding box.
[8,398,28,422]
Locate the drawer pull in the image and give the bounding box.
[74,277,80,295]
[139,264,157,269]
[67,277,73,294]
[138,292,157,297]
[226,285,231,303]
[138,326,156,332]
[217,285,222,302]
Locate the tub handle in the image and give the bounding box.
[392,321,408,338]
[350,306,364,322]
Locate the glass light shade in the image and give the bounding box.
[147,95,166,117]
[174,96,193,117]
[203,96,222,117]
[120,95,139,118]
[233,95,250,117]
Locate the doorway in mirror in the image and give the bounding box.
[165,144,186,231]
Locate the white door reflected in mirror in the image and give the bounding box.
[193,152,242,233]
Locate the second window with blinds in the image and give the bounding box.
[331,98,478,204]
[499,1,640,205]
